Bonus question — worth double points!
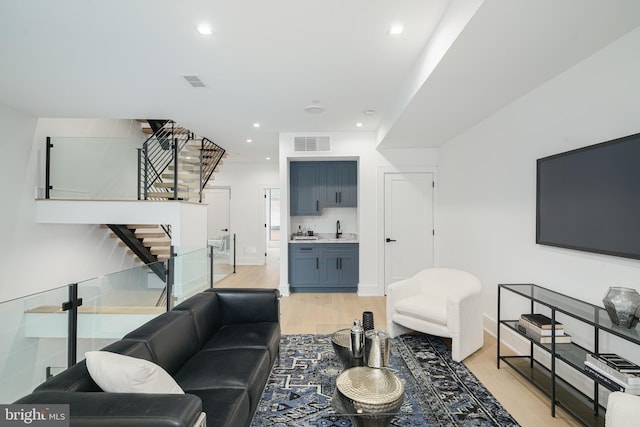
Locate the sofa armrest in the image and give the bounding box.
[15,391,202,427]
[206,288,280,324]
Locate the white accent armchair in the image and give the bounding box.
[386,268,484,362]
[606,392,640,427]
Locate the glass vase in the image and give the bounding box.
[602,287,640,328]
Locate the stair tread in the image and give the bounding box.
[135,232,166,238]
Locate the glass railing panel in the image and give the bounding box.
[76,261,167,360]
[171,247,211,306]
[209,233,234,284]
[48,137,144,200]
[0,286,69,403]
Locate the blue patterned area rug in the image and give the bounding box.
[251,333,519,426]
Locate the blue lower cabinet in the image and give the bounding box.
[289,243,358,292]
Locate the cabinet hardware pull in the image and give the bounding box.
[300,247,312,250]
[316,200,319,211]
[336,192,338,203]
[316,258,319,269]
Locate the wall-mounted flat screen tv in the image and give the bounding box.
[536,132,640,260]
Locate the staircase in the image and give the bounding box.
[110,119,225,273]
[139,120,226,203]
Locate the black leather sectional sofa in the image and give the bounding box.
[16,288,281,427]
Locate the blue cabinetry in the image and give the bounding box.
[290,161,357,215]
[289,243,358,292]
[290,162,321,216]
[323,162,357,207]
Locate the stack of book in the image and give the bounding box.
[517,313,572,344]
[584,353,640,395]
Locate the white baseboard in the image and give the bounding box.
[357,282,383,296]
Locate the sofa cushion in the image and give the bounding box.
[85,351,184,394]
[175,348,270,409]
[394,295,448,326]
[124,311,200,374]
[187,388,250,427]
[206,288,279,324]
[34,339,152,393]
[173,292,222,348]
[203,322,280,364]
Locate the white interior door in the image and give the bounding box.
[204,187,232,267]
[384,172,434,293]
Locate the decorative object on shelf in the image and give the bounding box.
[603,287,640,328]
[362,311,374,331]
[364,330,390,368]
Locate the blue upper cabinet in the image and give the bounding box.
[290,162,321,216]
[323,161,357,207]
[291,161,357,215]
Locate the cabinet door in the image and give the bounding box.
[337,253,357,285]
[290,162,320,216]
[323,253,342,286]
[290,252,320,286]
[337,162,357,207]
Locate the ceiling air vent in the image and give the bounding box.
[181,75,207,88]
[294,136,330,152]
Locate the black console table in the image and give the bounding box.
[497,284,640,427]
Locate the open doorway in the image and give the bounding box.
[204,187,234,280]
[265,188,280,264]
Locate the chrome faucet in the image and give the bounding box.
[336,220,342,239]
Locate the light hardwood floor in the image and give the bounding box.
[215,263,580,427]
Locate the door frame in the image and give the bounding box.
[377,166,437,295]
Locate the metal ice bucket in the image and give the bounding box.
[364,330,390,368]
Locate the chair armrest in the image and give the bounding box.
[206,288,280,324]
[15,391,202,427]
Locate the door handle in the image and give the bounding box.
[385,238,396,242]
[221,228,228,232]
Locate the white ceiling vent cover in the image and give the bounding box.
[294,136,330,152]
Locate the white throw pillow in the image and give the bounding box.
[85,351,184,394]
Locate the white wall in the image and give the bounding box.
[436,27,640,340]
[211,160,279,265]
[279,132,438,296]
[0,115,146,303]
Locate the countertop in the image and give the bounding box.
[289,233,358,243]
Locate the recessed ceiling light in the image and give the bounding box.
[196,25,212,35]
[356,122,363,128]
[253,122,260,128]
[363,109,377,116]
[266,156,271,160]
[246,139,253,143]
[388,24,404,36]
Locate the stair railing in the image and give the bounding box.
[138,121,191,201]
[196,137,226,202]
[138,121,225,202]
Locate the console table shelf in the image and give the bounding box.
[498,284,640,427]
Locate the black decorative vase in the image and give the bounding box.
[362,311,375,331]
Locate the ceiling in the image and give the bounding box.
[1,0,640,162]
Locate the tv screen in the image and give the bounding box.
[536,132,640,260]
